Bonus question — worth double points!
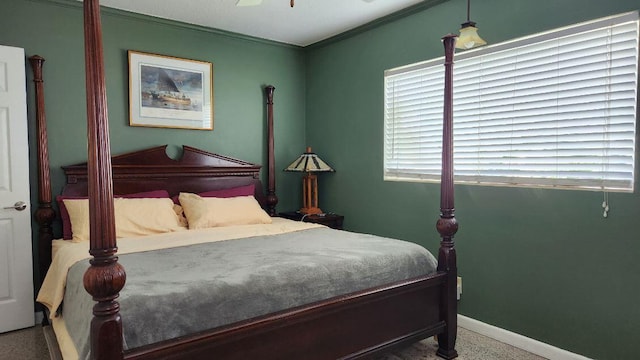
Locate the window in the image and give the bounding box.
[384,12,638,192]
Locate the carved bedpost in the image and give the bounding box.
[28,55,56,284]
[265,85,278,216]
[82,1,126,359]
[436,34,459,360]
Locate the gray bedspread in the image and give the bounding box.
[62,227,437,359]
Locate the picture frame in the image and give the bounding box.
[128,50,213,130]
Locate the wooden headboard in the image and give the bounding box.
[60,145,267,208]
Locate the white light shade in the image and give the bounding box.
[456,22,487,50]
[284,147,335,173]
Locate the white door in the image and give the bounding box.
[0,45,34,333]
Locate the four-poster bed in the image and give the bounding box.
[31,1,460,359]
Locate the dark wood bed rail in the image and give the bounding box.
[123,273,448,360]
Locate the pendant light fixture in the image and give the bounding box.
[456,0,487,50]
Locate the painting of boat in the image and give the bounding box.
[130,50,213,130]
[159,93,191,105]
[156,68,191,105]
[140,65,203,111]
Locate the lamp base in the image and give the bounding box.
[299,206,323,215]
[299,173,323,215]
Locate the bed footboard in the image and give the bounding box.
[124,274,447,360]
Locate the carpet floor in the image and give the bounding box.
[378,327,547,360]
[0,325,546,359]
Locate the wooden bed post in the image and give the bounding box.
[265,85,278,216]
[28,55,56,285]
[436,34,459,360]
[82,1,126,359]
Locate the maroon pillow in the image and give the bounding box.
[57,190,170,240]
[172,184,256,204]
[199,184,255,198]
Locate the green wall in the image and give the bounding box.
[0,0,307,284]
[305,0,639,359]
[3,0,640,358]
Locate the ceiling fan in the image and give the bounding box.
[237,0,376,8]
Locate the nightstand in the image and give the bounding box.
[279,211,344,230]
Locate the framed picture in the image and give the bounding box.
[128,50,213,130]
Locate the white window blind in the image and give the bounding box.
[384,12,638,192]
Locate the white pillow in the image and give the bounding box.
[179,193,272,229]
[63,198,186,242]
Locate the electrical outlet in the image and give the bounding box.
[457,276,462,300]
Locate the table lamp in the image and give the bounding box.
[284,147,334,215]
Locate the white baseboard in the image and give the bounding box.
[458,315,592,360]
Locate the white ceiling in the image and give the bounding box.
[95,0,426,46]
